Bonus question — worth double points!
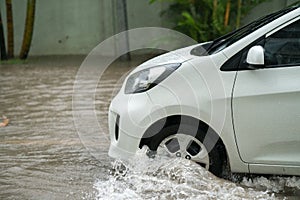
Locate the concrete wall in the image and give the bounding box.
[0,0,298,56]
[0,0,167,56]
[243,0,298,24]
[1,0,111,55]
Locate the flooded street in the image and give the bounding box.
[0,56,299,199]
[0,56,108,199]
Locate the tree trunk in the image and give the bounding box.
[236,0,242,29]
[6,0,14,58]
[0,9,7,60]
[224,0,231,27]
[212,0,218,21]
[19,0,35,60]
[212,0,218,34]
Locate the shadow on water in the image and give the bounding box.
[0,55,299,199]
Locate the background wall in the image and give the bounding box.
[0,0,167,56]
[0,0,297,56]
[243,0,298,24]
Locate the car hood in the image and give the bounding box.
[130,43,207,73]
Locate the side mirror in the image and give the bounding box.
[246,45,265,69]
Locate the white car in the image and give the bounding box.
[108,5,300,177]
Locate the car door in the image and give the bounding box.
[233,18,300,166]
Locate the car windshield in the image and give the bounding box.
[191,5,299,56]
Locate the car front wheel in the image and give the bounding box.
[148,124,226,177]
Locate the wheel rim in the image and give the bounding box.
[157,133,210,169]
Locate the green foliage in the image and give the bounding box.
[0,58,27,65]
[151,0,269,42]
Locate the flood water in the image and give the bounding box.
[0,56,299,199]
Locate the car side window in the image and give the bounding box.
[264,19,300,67]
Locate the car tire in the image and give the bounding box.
[148,123,226,177]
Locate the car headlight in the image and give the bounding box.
[125,63,181,94]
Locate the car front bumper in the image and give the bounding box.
[108,90,155,159]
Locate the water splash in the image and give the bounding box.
[241,175,300,196]
[94,149,276,200]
